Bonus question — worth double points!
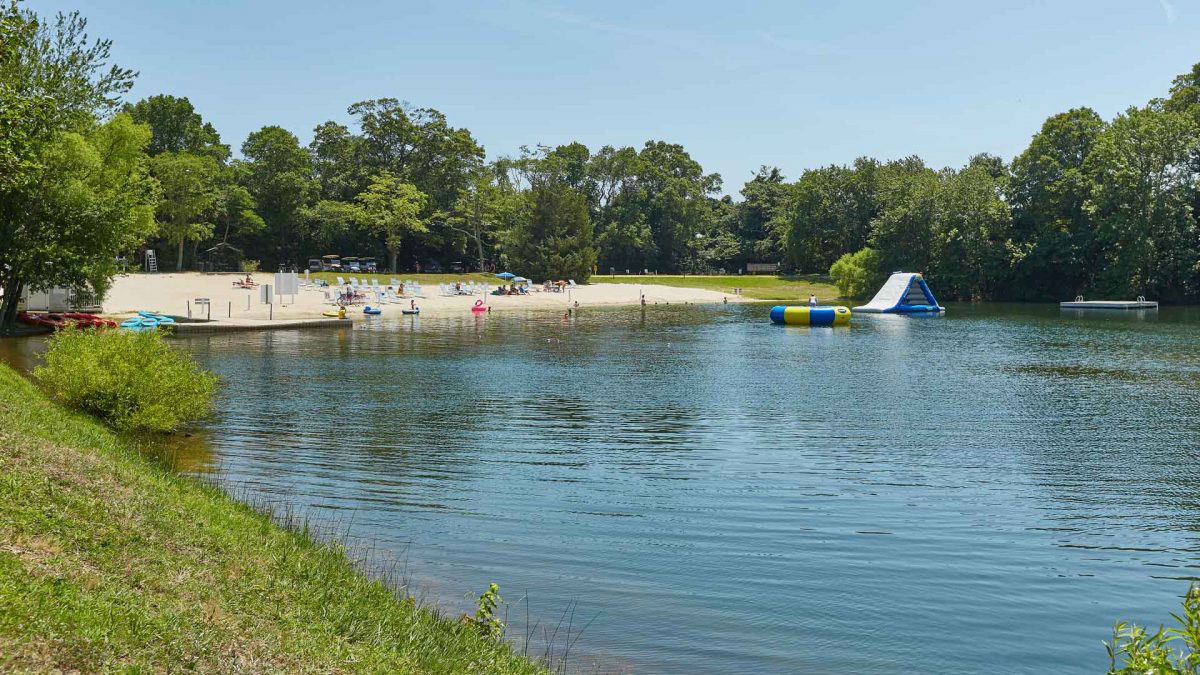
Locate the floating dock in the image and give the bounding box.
[171,318,351,333]
[1059,297,1158,310]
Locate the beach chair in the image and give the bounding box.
[568,279,578,288]
[336,276,345,286]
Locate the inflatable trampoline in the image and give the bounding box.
[769,306,852,326]
[853,272,944,313]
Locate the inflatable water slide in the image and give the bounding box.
[852,272,944,313]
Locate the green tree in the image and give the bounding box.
[150,152,221,271]
[298,200,362,252]
[504,185,596,282]
[347,98,484,211]
[868,157,940,277]
[443,168,511,271]
[1008,108,1106,299]
[213,175,265,244]
[355,173,427,273]
[1,114,158,323]
[829,247,882,300]
[931,160,1015,300]
[309,120,367,201]
[240,125,314,267]
[123,94,229,161]
[1085,104,1200,300]
[0,4,150,327]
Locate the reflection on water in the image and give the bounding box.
[5,303,1200,673]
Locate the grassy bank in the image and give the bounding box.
[599,274,840,301]
[0,363,543,673]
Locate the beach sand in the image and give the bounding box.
[102,273,745,323]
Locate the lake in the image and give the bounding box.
[14,302,1200,672]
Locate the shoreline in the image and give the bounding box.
[0,363,545,672]
[99,272,758,326]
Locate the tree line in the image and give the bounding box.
[4,2,1200,331]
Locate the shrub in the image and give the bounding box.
[1106,584,1200,674]
[240,259,261,273]
[34,326,219,432]
[829,247,882,300]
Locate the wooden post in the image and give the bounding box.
[186,300,191,318]
[227,301,231,318]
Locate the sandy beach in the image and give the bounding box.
[102,273,744,323]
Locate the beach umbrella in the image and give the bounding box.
[495,272,515,280]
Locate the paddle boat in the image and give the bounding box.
[363,305,382,315]
[401,307,420,315]
[470,299,488,314]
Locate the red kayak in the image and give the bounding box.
[17,311,116,330]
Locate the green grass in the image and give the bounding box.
[598,274,841,302]
[0,363,544,673]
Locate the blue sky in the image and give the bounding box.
[29,0,1200,196]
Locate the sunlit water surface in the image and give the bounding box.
[10,302,1200,673]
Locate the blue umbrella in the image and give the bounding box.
[495,272,515,280]
[512,277,529,283]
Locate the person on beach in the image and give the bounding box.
[808,294,817,307]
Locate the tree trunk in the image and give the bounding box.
[389,249,398,275]
[177,237,185,272]
[1,273,24,328]
[474,221,486,272]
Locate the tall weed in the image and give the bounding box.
[34,326,218,432]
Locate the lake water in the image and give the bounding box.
[10,303,1200,672]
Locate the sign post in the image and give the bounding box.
[195,297,211,320]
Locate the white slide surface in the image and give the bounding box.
[853,273,916,313]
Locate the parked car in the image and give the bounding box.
[308,258,321,272]
[343,256,361,273]
[320,254,341,272]
[361,257,378,273]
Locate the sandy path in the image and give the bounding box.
[102,273,745,322]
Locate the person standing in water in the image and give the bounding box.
[808,294,817,307]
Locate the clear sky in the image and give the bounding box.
[28,0,1200,196]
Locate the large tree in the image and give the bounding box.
[239,125,314,267]
[503,185,596,282]
[1,115,159,323]
[1085,104,1200,300]
[346,98,484,211]
[0,4,153,327]
[1008,108,1106,299]
[150,152,221,271]
[355,173,427,273]
[123,94,229,161]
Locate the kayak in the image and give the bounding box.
[401,308,420,315]
[19,311,115,330]
[322,310,345,318]
[120,311,177,331]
